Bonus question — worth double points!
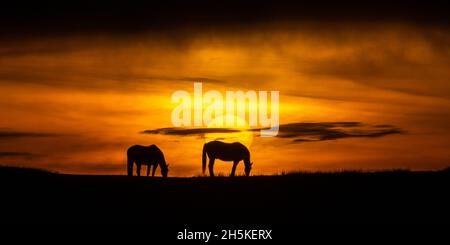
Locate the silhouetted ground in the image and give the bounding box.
[0,166,449,223]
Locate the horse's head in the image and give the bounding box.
[161,164,169,178]
[244,162,253,176]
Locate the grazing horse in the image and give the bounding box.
[127,144,169,177]
[202,141,253,177]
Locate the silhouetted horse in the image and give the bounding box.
[127,144,169,177]
[202,141,253,177]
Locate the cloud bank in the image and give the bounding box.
[142,122,403,142]
[0,131,59,139]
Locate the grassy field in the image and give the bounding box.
[0,166,449,223]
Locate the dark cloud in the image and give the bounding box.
[0,131,59,139]
[269,122,402,142]
[0,1,448,39]
[143,122,403,142]
[141,127,241,136]
[295,128,403,142]
[0,152,35,158]
[0,67,225,91]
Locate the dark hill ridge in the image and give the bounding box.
[0,166,449,223]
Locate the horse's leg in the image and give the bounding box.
[231,160,239,177]
[136,163,141,177]
[152,164,157,177]
[208,158,215,177]
[127,159,134,176]
[146,164,150,177]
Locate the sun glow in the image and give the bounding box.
[205,115,253,148]
[171,82,279,136]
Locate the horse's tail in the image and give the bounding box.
[127,153,133,176]
[202,144,207,175]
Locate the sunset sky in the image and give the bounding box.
[0,2,449,176]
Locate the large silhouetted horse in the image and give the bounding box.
[127,144,169,177]
[202,141,253,177]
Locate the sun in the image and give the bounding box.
[204,115,253,148]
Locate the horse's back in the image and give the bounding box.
[207,141,248,150]
[148,144,162,153]
[127,144,162,160]
[127,144,147,155]
[204,141,249,160]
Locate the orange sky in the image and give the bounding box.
[1,23,449,176]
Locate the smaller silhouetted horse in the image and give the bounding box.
[127,144,169,177]
[202,141,253,177]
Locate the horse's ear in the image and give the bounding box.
[251,162,253,166]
